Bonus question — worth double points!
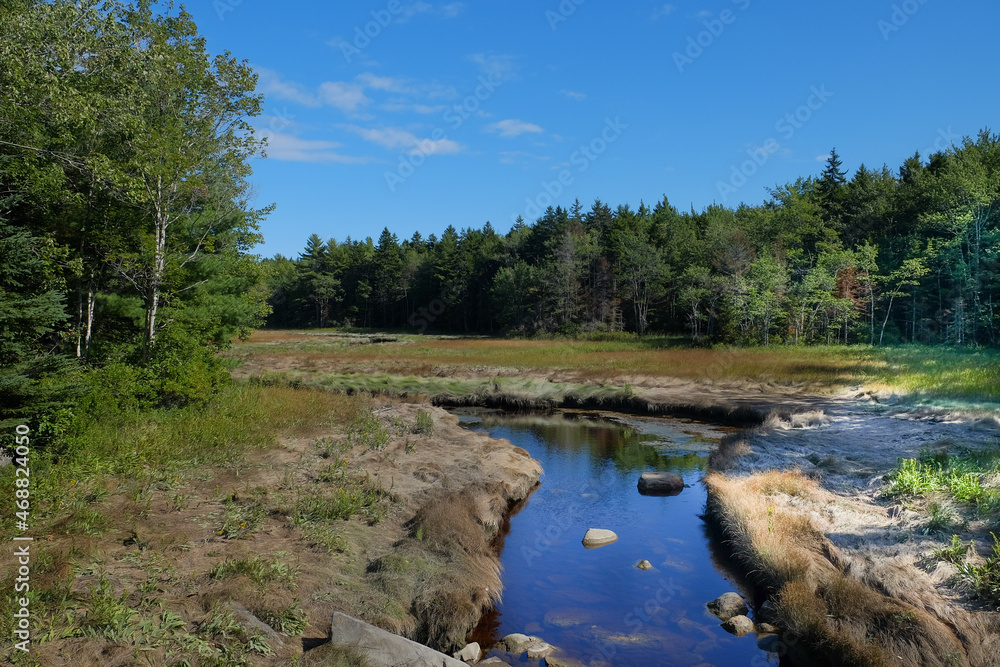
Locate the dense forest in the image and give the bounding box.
[267,137,1000,347]
[2,0,999,446]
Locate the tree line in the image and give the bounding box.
[267,137,1000,346]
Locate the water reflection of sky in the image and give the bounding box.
[458,410,775,666]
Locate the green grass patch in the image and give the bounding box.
[209,556,296,587]
[955,534,1000,608]
[883,448,1000,528]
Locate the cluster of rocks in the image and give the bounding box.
[452,632,587,666]
[705,592,784,652]
[326,611,583,666]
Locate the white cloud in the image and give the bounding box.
[319,81,371,113]
[257,129,373,164]
[816,154,832,162]
[256,67,321,108]
[468,53,517,82]
[341,124,465,155]
[409,138,464,155]
[487,119,544,138]
[651,4,676,20]
[500,151,550,165]
[382,102,448,114]
[438,3,464,18]
[398,2,465,22]
[343,125,420,150]
[356,72,456,100]
[559,89,587,101]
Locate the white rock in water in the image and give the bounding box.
[525,641,555,659]
[453,641,481,663]
[722,614,755,637]
[502,632,535,654]
[582,528,618,548]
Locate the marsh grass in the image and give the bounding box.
[705,471,982,666]
[0,383,369,666]
[882,448,1000,525]
[209,556,296,587]
[955,534,1000,607]
[232,331,1000,406]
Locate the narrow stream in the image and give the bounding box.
[456,409,776,666]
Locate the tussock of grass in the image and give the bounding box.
[705,471,979,666]
[303,643,374,667]
[954,534,1000,608]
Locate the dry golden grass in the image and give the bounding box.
[705,470,1000,666]
[229,331,1000,406]
[228,331,880,388]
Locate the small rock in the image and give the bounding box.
[501,633,535,654]
[706,592,748,621]
[477,659,510,666]
[544,653,587,667]
[637,471,685,496]
[757,633,783,653]
[454,641,481,663]
[756,623,780,634]
[636,559,652,570]
[722,615,755,637]
[526,641,556,660]
[543,608,595,628]
[582,528,618,549]
[756,599,779,624]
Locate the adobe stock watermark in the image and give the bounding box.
[385,74,504,192]
[267,106,296,132]
[213,0,247,21]
[511,117,628,225]
[878,0,930,41]
[546,0,587,31]
[716,85,833,202]
[922,126,959,157]
[586,576,683,664]
[339,0,409,63]
[673,0,752,73]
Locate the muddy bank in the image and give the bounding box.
[349,403,543,652]
[430,388,769,426]
[702,396,1000,666]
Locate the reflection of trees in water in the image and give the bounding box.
[474,413,709,473]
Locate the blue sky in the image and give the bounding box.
[194,0,1000,258]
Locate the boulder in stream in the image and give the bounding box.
[722,614,755,637]
[637,471,685,496]
[581,528,618,548]
[706,592,749,620]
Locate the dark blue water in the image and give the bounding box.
[459,410,772,666]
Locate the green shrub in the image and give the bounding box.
[412,410,434,435]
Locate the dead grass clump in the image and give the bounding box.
[303,642,375,666]
[708,433,753,471]
[707,470,994,666]
[398,488,504,651]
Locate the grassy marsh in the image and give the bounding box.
[227,330,1000,405]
